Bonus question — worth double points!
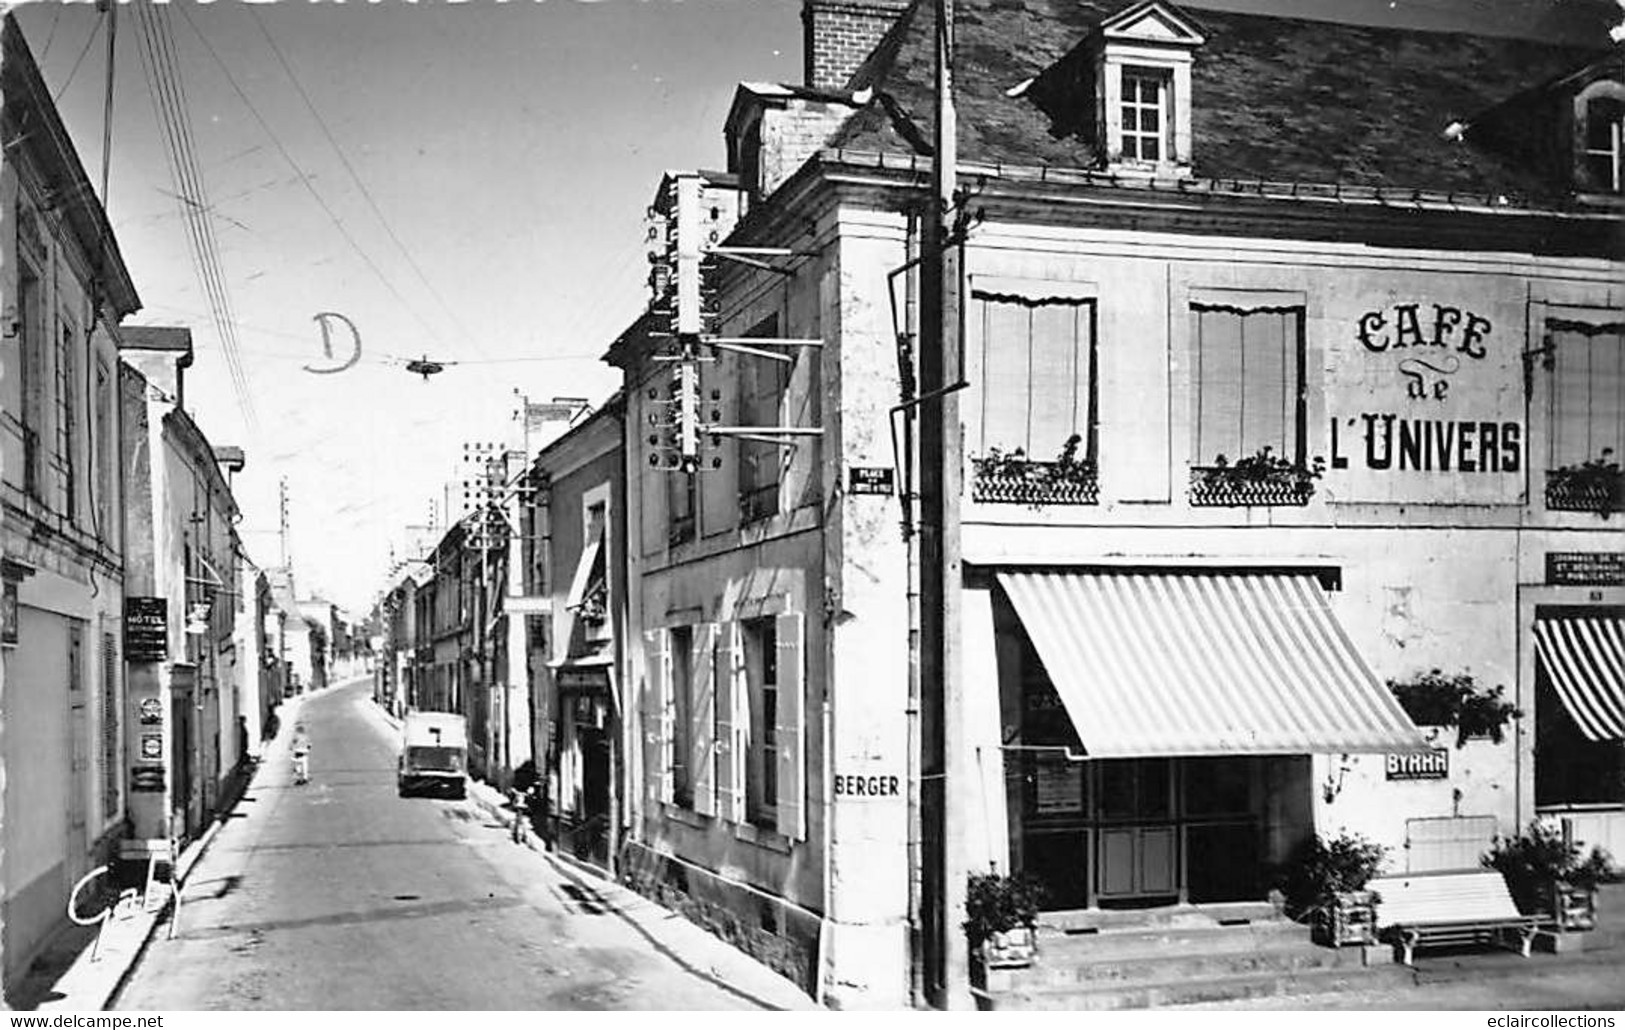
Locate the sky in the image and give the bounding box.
[9,0,1619,614]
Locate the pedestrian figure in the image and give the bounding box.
[291,722,312,785]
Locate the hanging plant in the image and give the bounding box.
[1388,669,1521,748]
[1545,448,1624,517]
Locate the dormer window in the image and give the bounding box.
[1092,1,1203,176]
[1121,67,1171,163]
[1573,79,1625,195]
[1581,95,1623,192]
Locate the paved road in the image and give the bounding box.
[115,680,811,1010]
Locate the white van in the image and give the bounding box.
[398,712,468,798]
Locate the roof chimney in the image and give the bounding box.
[802,0,910,92]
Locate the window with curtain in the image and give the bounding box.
[1190,304,1306,468]
[1548,321,1625,470]
[976,292,1097,461]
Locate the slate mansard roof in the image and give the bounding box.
[825,0,1612,201]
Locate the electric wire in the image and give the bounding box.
[175,4,453,356]
[40,4,64,60]
[52,15,103,103]
[150,5,258,422]
[133,4,258,429]
[247,8,473,352]
[135,4,258,429]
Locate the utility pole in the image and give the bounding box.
[278,477,290,570]
[918,0,965,1009]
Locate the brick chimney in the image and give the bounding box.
[802,0,910,92]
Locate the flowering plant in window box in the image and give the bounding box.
[1387,669,1520,748]
[1190,446,1324,507]
[971,434,1098,507]
[1545,449,1623,517]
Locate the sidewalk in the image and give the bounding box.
[10,680,356,1012]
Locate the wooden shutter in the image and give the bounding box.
[775,611,806,841]
[643,628,673,805]
[716,622,746,822]
[692,622,718,816]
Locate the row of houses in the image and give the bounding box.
[0,16,353,1000]
[373,0,1624,1009]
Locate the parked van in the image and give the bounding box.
[398,712,467,798]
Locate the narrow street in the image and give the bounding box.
[113,680,811,1010]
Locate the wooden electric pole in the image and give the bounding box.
[918,0,965,1009]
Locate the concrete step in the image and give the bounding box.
[990,960,1410,1010]
[1008,938,1370,989]
[1039,902,1279,933]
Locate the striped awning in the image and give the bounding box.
[1534,617,1625,741]
[995,571,1428,758]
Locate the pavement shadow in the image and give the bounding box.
[543,854,795,1011]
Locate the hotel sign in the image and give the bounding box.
[1546,552,1625,587]
[125,597,168,662]
[1386,748,1449,781]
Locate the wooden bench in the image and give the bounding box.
[1369,871,1540,966]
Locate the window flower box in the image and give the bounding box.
[971,434,1098,508]
[1188,447,1324,508]
[1545,450,1623,517]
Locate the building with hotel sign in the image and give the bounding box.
[595,0,1625,1009]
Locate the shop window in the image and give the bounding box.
[1190,304,1308,501]
[738,315,788,524]
[973,291,1098,504]
[1545,320,1624,512]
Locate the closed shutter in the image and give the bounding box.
[775,611,806,840]
[692,622,718,816]
[643,629,673,805]
[102,633,119,821]
[716,622,746,822]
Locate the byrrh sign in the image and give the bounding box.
[1386,748,1449,781]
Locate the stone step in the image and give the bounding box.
[989,960,1409,1010]
[1005,938,1370,990]
[1035,920,1310,962]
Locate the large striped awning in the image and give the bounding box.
[995,571,1429,758]
[1534,617,1625,741]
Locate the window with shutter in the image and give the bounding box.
[744,617,778,827]
[102,633,119,820]
[774,611,805,841]
[643,628,673,805]
[1191,305,1306,468]
[691,623,718,816]
[716,622,746,822]
[1549,323,1625,469]
[976,293,1097,460]
[670,626,693,808]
